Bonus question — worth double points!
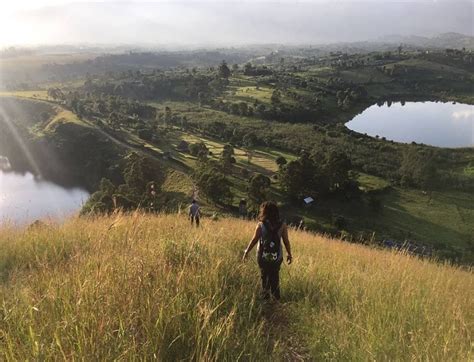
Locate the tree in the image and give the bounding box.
[137,128,153,141]
[164,106,172,126]
[271,90,281,105]
[280,152,321,202]
[244,62,253,75]
[81,153,163,214]
[280,150,354,202]
[242,132,258,148]
[218,60,231,79]
[275,156,287,168]
[248,174,271,208]
[47,87,64,100]
[230,103,240,115]
[256,104,266,116]
[198,92,208,106]
[81,178,116,214]
[108,111,120,130]
[280,160,306,202]
[195,167,232,204]
[122,152,162,197]
[324,150,352,191]
[189,142,208,157]
[333,215,347,229]
[238,102,248,116]
[221,144,236,169]
[399,148,438,189]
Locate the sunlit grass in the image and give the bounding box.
[233,86,273,103]
[179,130,283,173]
[0,94,89,133]
[43,107,90,131]
[375,188,474,251]
[0,90,50,101]
[464,164,474,176]
[357,172,390,191]
[0,213,472,360]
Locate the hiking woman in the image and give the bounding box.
[243,201,292,300]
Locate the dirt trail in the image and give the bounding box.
[262,302,311,361]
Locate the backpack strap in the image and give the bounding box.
[259,221,266,240]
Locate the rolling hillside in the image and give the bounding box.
[1,93,473,262]
[0,214,472,360]
[1,45,473,263]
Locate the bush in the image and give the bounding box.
[333,214,347,229]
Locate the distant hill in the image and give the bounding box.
[379,32,474,50]
[0,213,472,359]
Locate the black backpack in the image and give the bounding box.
[258,220,282,264]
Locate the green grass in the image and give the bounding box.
[364,188,474,252]
[173,129,290,174]
[281,185,474,261]
[357,173,390,191]
[161,169,195,197]
[43,106,90,131]
[0,90,50,101]
[397,58,469,76]
[233,86,273,103]
[339,68,392,84]
[464,164,474,176]
[0,214,472,359]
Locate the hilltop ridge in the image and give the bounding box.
[0,213,472,360]
[378,32,474,49]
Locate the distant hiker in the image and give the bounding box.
[239,199,247,219]
[189,200,201,227]
[243,201,293,300]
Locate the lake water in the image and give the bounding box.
[0,167,89,225]
[346,102,474,148]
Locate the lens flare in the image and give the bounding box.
[0,103,42,177]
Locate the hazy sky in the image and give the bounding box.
[0,0,472,46]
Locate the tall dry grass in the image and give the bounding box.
[0,213,472,360]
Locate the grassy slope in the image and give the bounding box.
[0,214,472,360]
[344,175,474,252]
[372,189,474,249]
[0,95,89,132]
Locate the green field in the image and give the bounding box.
[233,86,273,103]
[367,189,474,251]
[357,173,391,191]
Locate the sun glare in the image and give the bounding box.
[0,105,42,177]
[0,0,73,46]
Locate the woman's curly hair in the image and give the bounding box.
[258,201,280,226]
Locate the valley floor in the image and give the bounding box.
[1,94,473,262]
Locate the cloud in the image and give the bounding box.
[452,109,474,122]
[1,1,472,46]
